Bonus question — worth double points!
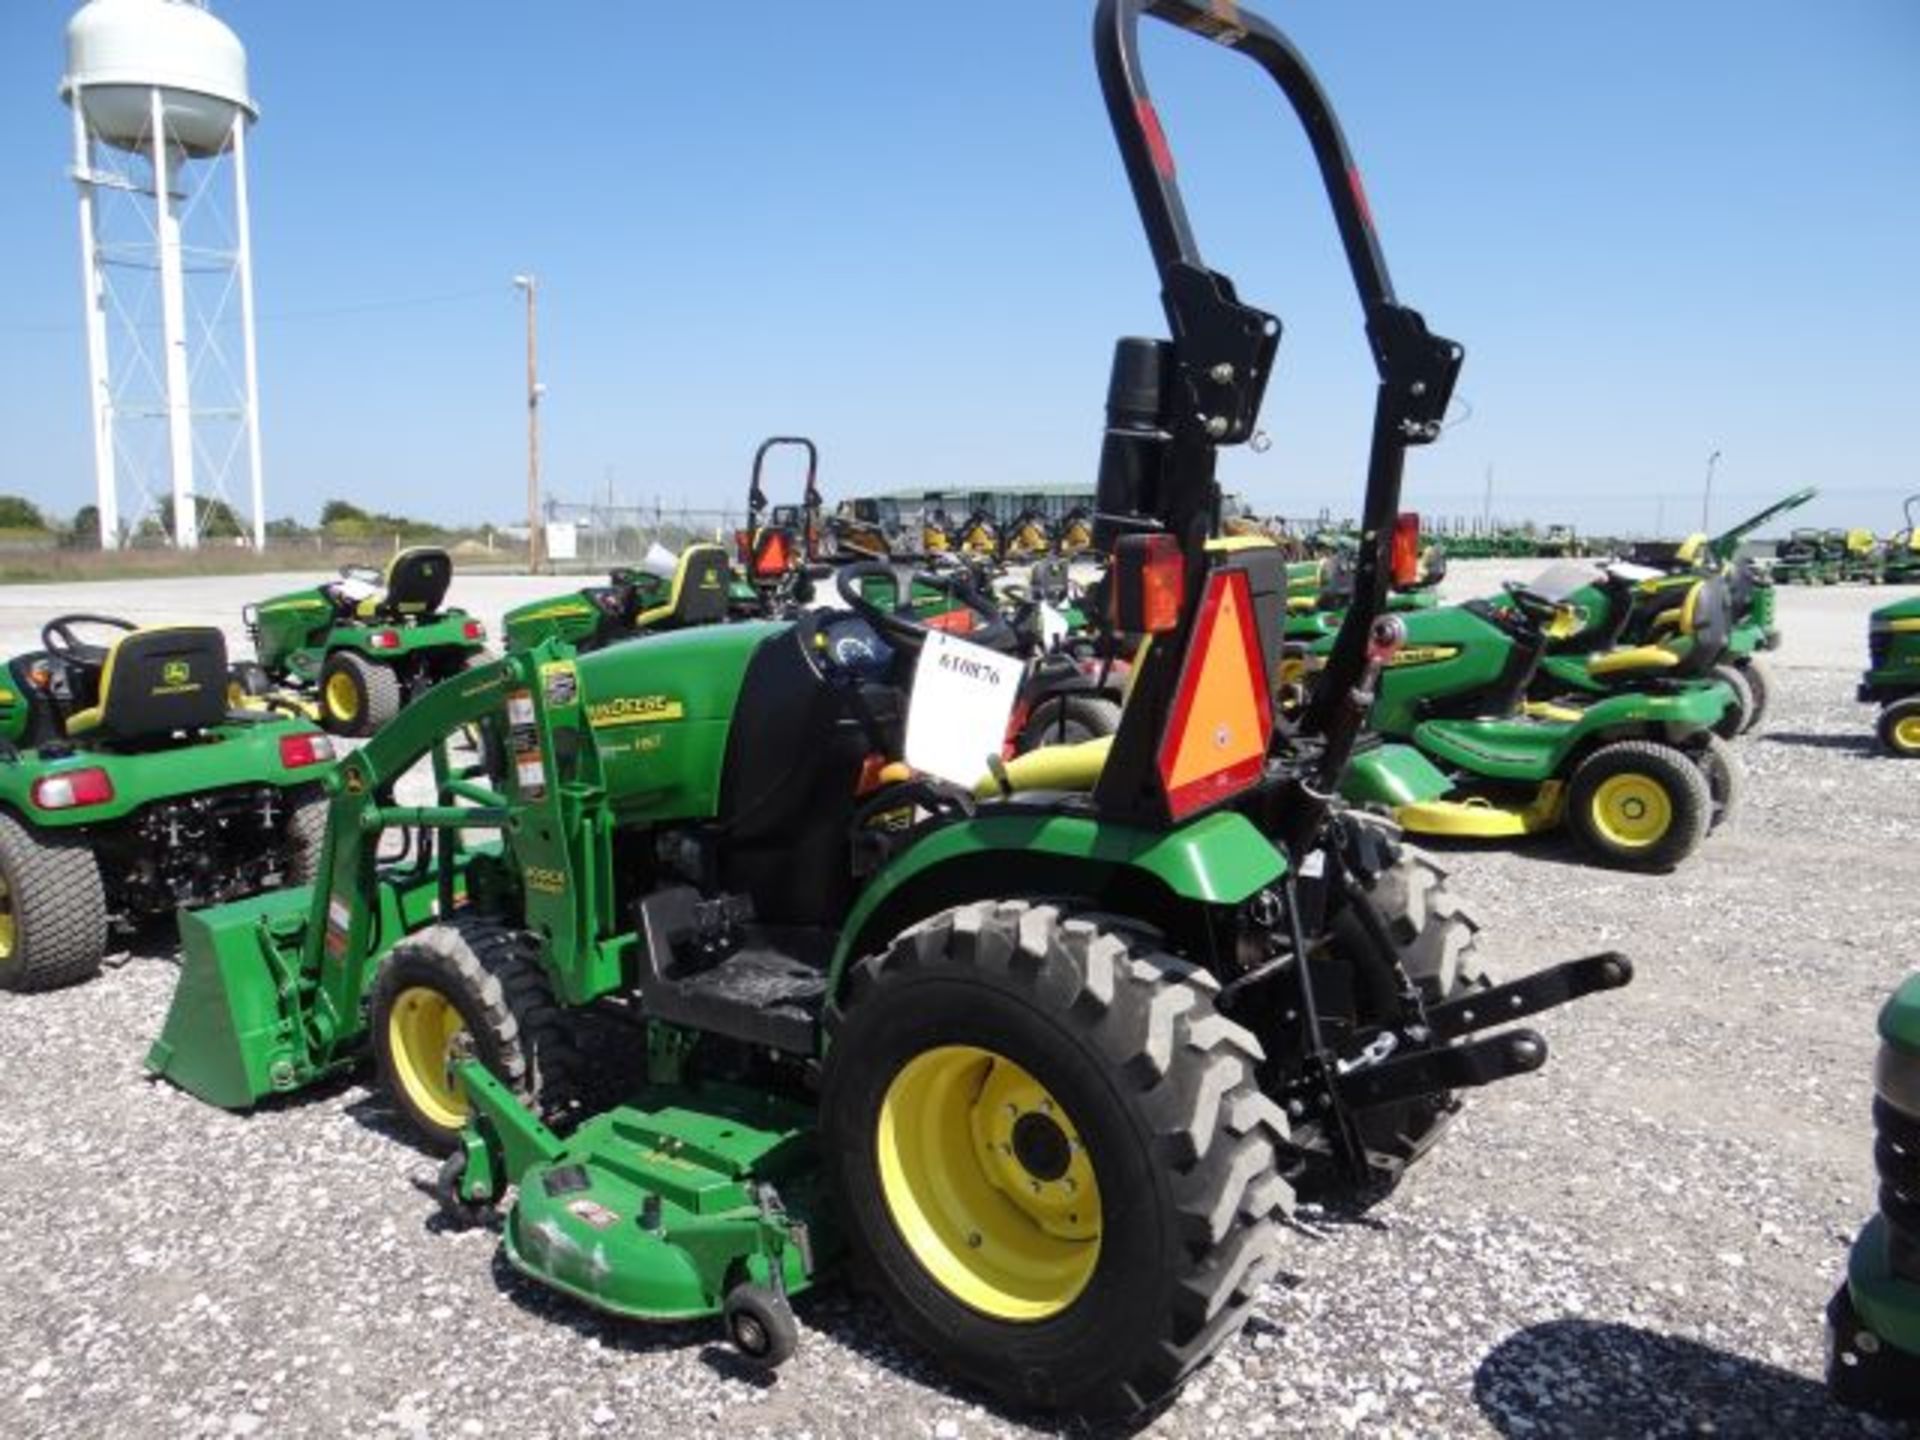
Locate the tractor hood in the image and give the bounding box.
[1870,598,1920,632]
[1882,975,1920,1055]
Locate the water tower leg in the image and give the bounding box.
[151,87,197,549]
[70,91,118,550]
[232,115,265,550]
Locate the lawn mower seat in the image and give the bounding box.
[633,544,732,631]
[64,627,229,741]
[355,547,453,620]
[1586,577,1729,680]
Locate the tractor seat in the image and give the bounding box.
[353,546,453,621]
[1586,576,1729,681]
[64,627,230,742]
[633,544,732,631]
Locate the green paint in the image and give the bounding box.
[1341,743,1451,807]
[1880,975,1920,1055]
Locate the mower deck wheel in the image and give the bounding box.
[1879,697,1920,758]
[1566,739,1711,872]
[723,1283,799,1368]
[432,1150,496,1230]
[319,651,400,737]
[0,810,109,993]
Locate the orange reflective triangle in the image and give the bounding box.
[1157,568,1272,819]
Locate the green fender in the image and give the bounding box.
[1341,742,1452,808]
[827,808,1286,995]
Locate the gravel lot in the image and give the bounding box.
[0,560,1916,1439]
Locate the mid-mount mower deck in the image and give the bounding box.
[146,1,1632,1418]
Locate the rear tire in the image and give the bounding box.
[1016,694,1122,754]
[1707,664,1753,740]
[1291,842,1488,1202]
[1692,732,1744,832]
[1736,655,1774,733]
[1879,697,1920,759]
[1566,740,1711,872]
[369,918,582,1153]
[0,810,109,993]
[821,900,1291,1419]
[319,651,400,738]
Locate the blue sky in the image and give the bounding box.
[1,1,1915,538]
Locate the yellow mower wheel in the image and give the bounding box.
[1879,698,1920,758]
[385,985,472,1134]
[1567,739,1710,872]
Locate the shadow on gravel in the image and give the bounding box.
[1474,1319,1877,1438]
[1760,731,1877,757]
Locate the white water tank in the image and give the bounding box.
[60,0,255,157]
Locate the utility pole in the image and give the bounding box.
[513,274,543,574]
[1481,463,1494,531]
[1701,448,1721,534]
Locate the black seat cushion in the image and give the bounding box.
[73,627,230,741]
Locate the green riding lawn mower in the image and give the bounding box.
[1883,495,1920,586]
[0,616,334,991]
[241,546,490,737]
[1827,974,1920,1420]
[144,2,1633,1418]
[1861,596,1920,757]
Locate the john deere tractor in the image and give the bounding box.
[1827,974,1920,1420]
[244,547,489,736]
[0,617,334,991]
[146,2,1629,1417]
[1862,596,1920,757]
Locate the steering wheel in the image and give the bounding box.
[41,613,136,668]
[834,560,1017,653]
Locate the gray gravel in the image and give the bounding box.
[0,562,1916,1439]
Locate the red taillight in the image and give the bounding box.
[462,619,485,641]
[1112,533,1186,635]
[735,529,753,565]
[32,767,114,810]
[369,630,401,651]
[925,609,975,635]
[279,732,336,768]
[1390,512,1422,588]
[1155,568,1271,821]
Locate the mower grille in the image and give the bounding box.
[1870,633,1892,670]
[1873,1097,1920,1281]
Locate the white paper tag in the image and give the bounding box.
[904,632,1024,787]
[1039,603,1069,651]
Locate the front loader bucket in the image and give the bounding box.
[146,886,318,1110]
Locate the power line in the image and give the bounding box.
[0,282,502,335]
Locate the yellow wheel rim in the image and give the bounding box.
[1590,773,1674,848]
[0,872,14,962]
[1894,714,1920,753]
[386,986,472,1131]
[324,670,360,722]
[876,1045,1101,1322]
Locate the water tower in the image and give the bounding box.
[60,0,265,549]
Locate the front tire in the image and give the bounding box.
[0,810,108,993]
[1566,740,1711,871]
[319,651,400,737]
[1692,732,1744,832]
[369,919,580,1152]
[821,900,1291,1420]
[1879,697,1920,758]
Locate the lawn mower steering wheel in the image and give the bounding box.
[41,613,136,668]
[834,560,1016,653]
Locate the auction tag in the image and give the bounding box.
[904,632,1024,787]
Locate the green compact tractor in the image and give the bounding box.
[502,546,737,656]
[1827,974,1920,1420]
[0,616,334,991]
[1862,596,1920,757]
[244,547,489,737]
[145,2,1631,1417]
